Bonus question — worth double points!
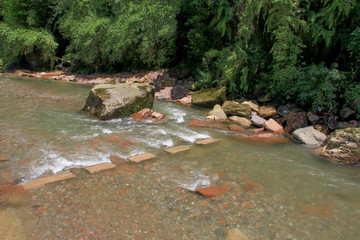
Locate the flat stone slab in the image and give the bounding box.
[165,145,191,154]
[0,158,9,162]
[128,153,157,163]
[22,172,76,190]
[195,138,220,145]
[85,162,116,174]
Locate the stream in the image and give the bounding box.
[0,76,360,239]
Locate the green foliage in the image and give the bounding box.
[295,64,344,114]
[345,84,360,117]
[60,0,178,72]
[0,23,58,68]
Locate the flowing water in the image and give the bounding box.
[0,76,360,240]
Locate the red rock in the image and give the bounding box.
[231,133,289,145]
[0,185,28,205]
[101,136,119,142]
[110,155,126,163]
[188,119,228,129]
[36,208,47,216]
[247,128,265,134]
[118,141,134,146]
[195,186,230,198]
[229,124,245,133]
[131,108,152,120]
[265,119,284,134]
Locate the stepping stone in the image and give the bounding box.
[128,153,157,163]
[22,172,76,190]
[85,162,116,174]
[195,138,220,145]
[165,145,191,154]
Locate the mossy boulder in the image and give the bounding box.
[192,87,226,108]
[222,101,252,118]
[322,128,360,164]
[82,83,155,120]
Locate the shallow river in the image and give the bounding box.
[0,76,359,239]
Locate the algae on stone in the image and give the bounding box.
[192,86,226,108]
[82,83,155,120]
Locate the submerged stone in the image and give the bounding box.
[195,186,230,198]
[82,83,155,120]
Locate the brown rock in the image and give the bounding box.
[265,119,284,134]
[247,128,265,134]
[22,172,76,190]
[229,124,246,133]
[0,158,9,162]
[0,186,28,205]
[128,153,157,163]
[131,108,152,120]
[85,163,116,174]
[110,155,126,164]
[285,110,308,133]
[165,145,191,154]
[195,186,230,198]
[208,104,227,121]
[229,116,251,128]
[225,228,249,240]
[242,101,259,112]
[195,138,220,145]
[188,119,228,129]
[259,106,277,118]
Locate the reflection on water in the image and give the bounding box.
[0,76,359,239]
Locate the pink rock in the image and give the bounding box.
[131,108,152,120]
[178,96,192,105]
[151,111,166,120]
[265,119,284,134]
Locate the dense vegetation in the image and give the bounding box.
[0,0,359,114]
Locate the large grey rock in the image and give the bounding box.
[323,128,360,164]
[222,101,252,117]
[293,127,326,145]
[192,87,226,108]
[82,83,155,120]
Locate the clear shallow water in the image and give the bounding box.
[1,76,360,239]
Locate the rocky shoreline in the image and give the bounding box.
[3,69,360,164]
